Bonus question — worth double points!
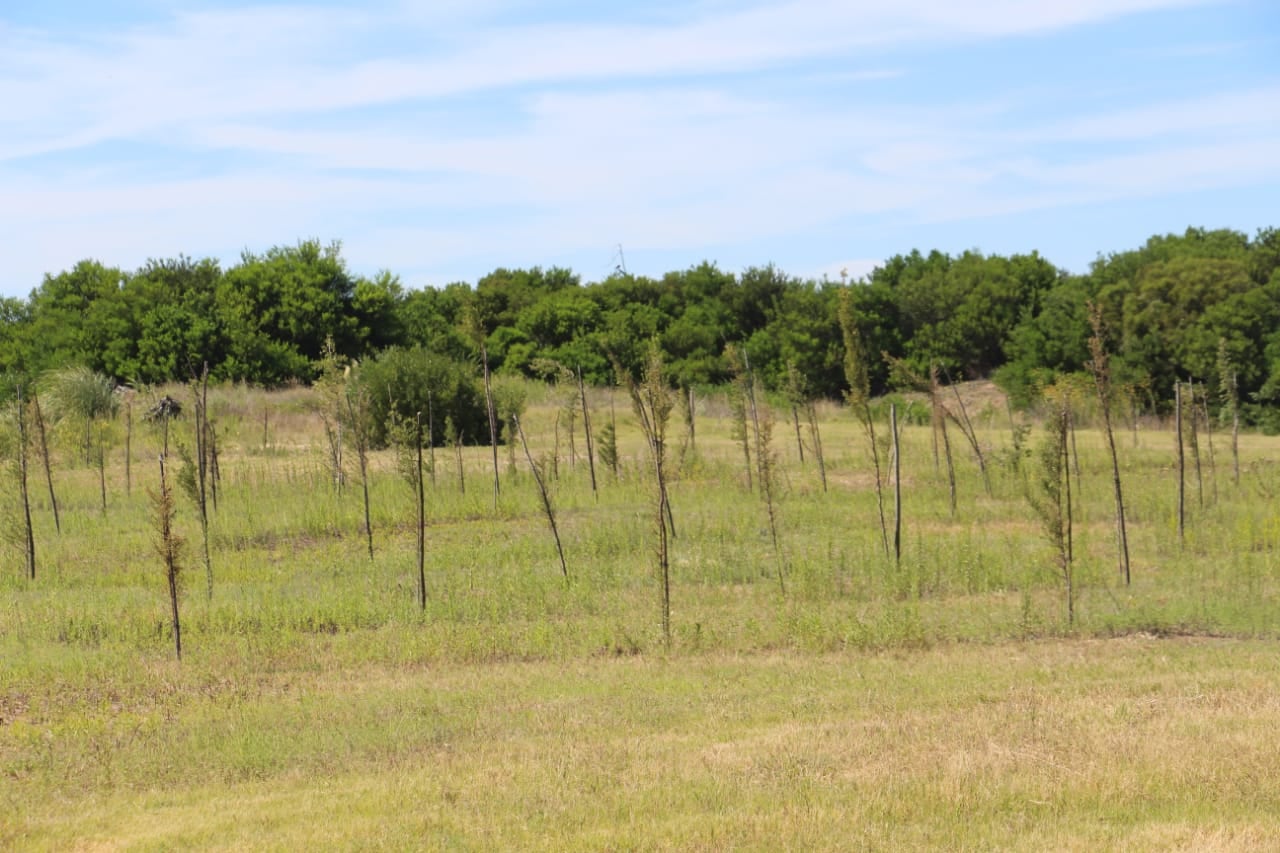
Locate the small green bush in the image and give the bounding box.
[360,346,488,447]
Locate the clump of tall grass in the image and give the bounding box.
[41,365,119,466]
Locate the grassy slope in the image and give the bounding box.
[2,381,1279,849]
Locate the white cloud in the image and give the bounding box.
[0,0,1224,159]
[0,0,1270,294]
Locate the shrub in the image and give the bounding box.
[360,346,488,448]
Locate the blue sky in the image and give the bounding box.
[2,0,1277,297]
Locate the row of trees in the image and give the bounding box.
[2,228,1278,423]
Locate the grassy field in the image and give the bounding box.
[3,381,1279,850]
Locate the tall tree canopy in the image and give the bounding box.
[1,227,1277,426]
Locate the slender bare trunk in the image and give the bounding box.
[515,415,569,581]
[866,411,890,559]
[1187,381,1203,509]
[945,374,990,495]
[578,368,598,501]
[1176,382,1185,543]
[207,419,220,512]
[940,412,957,517]
[194,368,213,599]
[791,404,805,464]
[1231,376,1240,487]
[1102,402,1131,585]
[426,392,436,489]
[481,341,500,510]
[345,388,374,561]
[16,386,36,580]
[930,367,956,516]
[891,403,902,570]
[454,430,466,494]
[806,400,827,493]
[155,455,183,661]
[1200,383,1217,505]
[552,410,561,481]
[686,386,696,452]
[1068,403,1081,486]
[608,393,619,478]
[415,412,427,609]
[31,393,60,534]
[1130,392,1140,448]
[747,373,784,595]
[124,397,132,497]
[1087,303,1130,585]
[97,438,107,514]
[1063,416,1074,626]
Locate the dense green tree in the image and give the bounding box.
[217,240,358,384]
[0,296,33,379]
[1121,256,1253,395]
[3,226,1277,429]
[741,279,843,397]
[592,274,668,382]
[658,262,737,387]
[1249,227,1280,286]
[997,275,1092,405]
[889,250,1058,378]
[397,282,473,361]
[472,266,579,333]
[351,271,407,354]
[840,279,902,395]
[20,260,127,376]
[129,256,227,383]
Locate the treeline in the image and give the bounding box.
[2,228,1278,422]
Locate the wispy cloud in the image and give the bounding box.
[0,0,1272,293]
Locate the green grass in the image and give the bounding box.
[2,381,1279,849]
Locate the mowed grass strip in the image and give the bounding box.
[4,636,1279,851]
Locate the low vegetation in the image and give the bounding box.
[3,379,1279,848]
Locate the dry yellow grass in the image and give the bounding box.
[6,636,1280,851]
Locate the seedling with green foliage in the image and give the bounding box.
[838,290,889,558]
[1027,393,1074,625]
[618,341,676,647]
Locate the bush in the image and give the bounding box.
[360,346,488,447]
